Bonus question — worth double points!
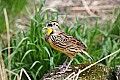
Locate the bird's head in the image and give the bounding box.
[43,20,60,35]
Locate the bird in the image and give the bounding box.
[43,20,93,73]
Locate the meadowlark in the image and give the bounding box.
[43,20,93,73]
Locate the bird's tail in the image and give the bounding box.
[81,50,93,60]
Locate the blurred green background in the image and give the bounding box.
[0,0,28,33]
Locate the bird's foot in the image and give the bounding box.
[59,64,66,69]
[57,67,67,74]
[58,57,68,69]
[57,65,71,74]
[57,70,66,74]
[57,58,73,74]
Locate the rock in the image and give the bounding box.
[41,63,115,80]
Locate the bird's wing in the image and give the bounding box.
[57,32,86,50]
[52,32,93,60]
[58,32,93,60]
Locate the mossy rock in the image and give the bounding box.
[41,63,119,80]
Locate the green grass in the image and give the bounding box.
[1,1,120,80]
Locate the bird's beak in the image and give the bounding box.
[43,27,53,35]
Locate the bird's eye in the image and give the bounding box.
[53,23,55,25]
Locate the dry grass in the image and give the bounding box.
[0,8,31,80]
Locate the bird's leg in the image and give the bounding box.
[59,57,68,69]
[58,59,73,74]
[63,57,69,67]
[65,59,73,71]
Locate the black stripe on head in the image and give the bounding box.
[47,24,52,27]
[50,20,58,24]
[47,20,58,27]
[51,20,60,28]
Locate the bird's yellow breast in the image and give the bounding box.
[48,39,65,53]
[47,28,53,35]
[48,38,74,59]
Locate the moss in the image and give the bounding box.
[72,63,111,80]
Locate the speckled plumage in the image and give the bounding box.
[45,32,87,59]
[44,21,93,60]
